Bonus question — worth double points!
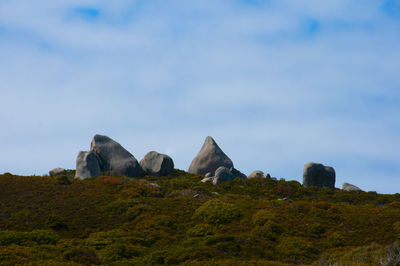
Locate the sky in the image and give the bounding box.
[0,0,399,193]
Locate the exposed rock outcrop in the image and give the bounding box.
[140,151,174,177]
[90,134,144,177]
[230,167,247,179]
[302,162,335,188]
[248,170,268,179]
[49,167,65,176]
[213,166,235,185]
[201,177,213,183]
[342,182,362,191]
[188,136,233,175]
[75,151,100,179]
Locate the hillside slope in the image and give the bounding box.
[0,170,399,265]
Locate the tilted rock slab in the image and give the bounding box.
[188,136,233,175]
[230,167,247,179]
[342,182,362,191]
[302,162,335,188]
[140,151,174,177]
[90,134,144,178]
[75,151,100,179]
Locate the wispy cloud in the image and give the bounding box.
[0,0,399,193]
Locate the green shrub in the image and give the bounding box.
[250,221,282,242]
[85,229,126,250]
[123,204,150,221]
[277,236,317,264]
[63,248,100,265]
[106,198,141,213]
[252,209,275,226]
[192,199,242,225]
[186,224,215,238]
[0,230,59,246]
[99,243,144,262]
[52,175,72,185]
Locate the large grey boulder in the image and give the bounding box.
[302,162,335,188]
[90,134,144,177]
[75,151,100,179]
[213,166,235,185]
[188,136,233,175]
[49,167,65,176]
[248,170,267,179]
[342,182,362,191]
[140,151,174,177]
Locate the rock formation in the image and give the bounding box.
[342,182,362,191]
[140,151,174,177]
[90,134,144,178]
[213,166,235,185]
[75,151,100,179]
[248,170,269,179]
[302,162,335,188]
[49,167,65,176]
[188,136,233,175]
[230,167,247,179]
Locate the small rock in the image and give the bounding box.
[140,151,174,177]
[213,166,235,185]
[147,182,162,190]
[49,168,65,176]
[342,182,362,191]
[201,177,213,183]
[211,192,219,196]
[193,194,201,198]
[248,170,267,179]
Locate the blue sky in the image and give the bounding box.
[0,0,399,193]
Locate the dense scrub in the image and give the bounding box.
[0,170,399,265]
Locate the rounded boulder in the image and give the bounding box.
[140,151,174,177]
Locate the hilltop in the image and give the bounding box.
[0,170,399,265]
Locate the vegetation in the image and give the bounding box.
[0,170,399,265]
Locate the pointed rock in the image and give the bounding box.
[342,182,362,191]
[75,151,100,179]
[188,136,233,175]
[140,151,174,177]
[90,134,144,177]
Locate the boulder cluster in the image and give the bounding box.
[188,136,247,184]
[51,134,362,191]
[75,135,173,179]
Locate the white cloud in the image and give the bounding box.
[0,0,399,193]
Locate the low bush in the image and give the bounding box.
[192,199,242,225]
[0,230,59,246]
